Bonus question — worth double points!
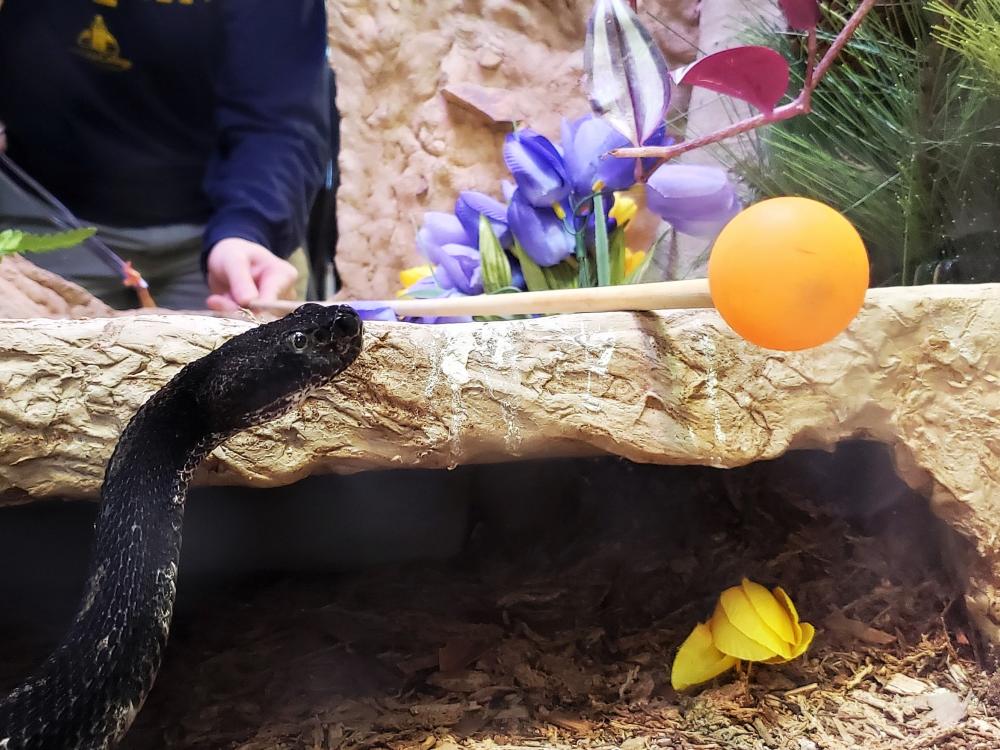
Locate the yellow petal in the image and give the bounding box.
[719,587,794,660]
[741,579,796,646]
[609,193,638,225]
[710,601,781,662]
[766,622,816,664]
[772,587,804,645]
[399,264,432,289]
[624,249,645,278]
[671,622,739,691]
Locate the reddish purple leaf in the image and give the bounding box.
[677,46,790,114]
[779,0,821,31]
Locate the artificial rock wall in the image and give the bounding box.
[0,284,998,638]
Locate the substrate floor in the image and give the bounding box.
[2,456,999,749]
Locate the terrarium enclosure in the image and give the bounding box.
[1,0,1000,748]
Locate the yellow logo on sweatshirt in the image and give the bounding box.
[75,14,132,71]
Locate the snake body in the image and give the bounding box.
[0,303,364,750]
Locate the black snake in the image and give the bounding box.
[0,303,364,749]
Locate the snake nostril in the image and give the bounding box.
[333,310,361,337]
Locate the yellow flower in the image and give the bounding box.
[671,579,815,691]
[671,623,739,691]
[609,193,638,225]
[399,264,432,289]
[624,248,645,278]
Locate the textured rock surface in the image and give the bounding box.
[326,0,700,298]
[1,284,998,635]
[0,255,115,319]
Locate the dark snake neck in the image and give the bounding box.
[0,371,218,750]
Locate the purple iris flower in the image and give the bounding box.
[502,129,572,207]
[416,209,485,295]
[416,211,470,250]
[425,242,483,296]
[507,189,576,267]
[562,115,633,195]
[645,164,741,238]
[561,115,672,197]
[349,301,398,322]
[454,191,511,247]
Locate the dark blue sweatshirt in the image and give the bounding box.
[0,0,331,264]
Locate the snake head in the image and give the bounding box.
[195,303,364,434]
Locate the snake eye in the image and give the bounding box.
[290,331,309,351]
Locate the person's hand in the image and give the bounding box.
[206,238,298,311]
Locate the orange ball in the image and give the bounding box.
[707,197,870,351]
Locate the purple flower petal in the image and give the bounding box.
[563,115,633,195]
[455,191,510,247]
[502,129,571,207]
[507,189,576,267]
[419,211,471,247]
[348,301,398,322]
[563,114,670,196]
[501,179,517,203]
[424,242,483,296]
[416,213,474,268]
[645,163,741,239]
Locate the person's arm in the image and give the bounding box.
[202,0,331,310]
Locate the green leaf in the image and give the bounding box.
[626,228,668,284]
[593,191,611,286]
[542,260,580,290]
[509,240,551,292]
[0,226,97,258]
[403,284,448,299]
[478,215,513,294]
[0,229,24,254]
[609,226,627,285]
[510,239,580,291]
[574,230,592,288]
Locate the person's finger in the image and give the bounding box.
[224,255,261,307]
[255,261,298,302]
[206,293,241,312]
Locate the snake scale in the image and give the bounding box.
[0,303,364,749]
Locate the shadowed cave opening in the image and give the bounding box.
[0,441,995,749]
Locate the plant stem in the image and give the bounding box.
[610,0,878,171]
[575,227,590,287]
[593,192,611,286]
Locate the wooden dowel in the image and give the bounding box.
[250,278,715,319]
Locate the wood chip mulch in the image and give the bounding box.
[102,457,1000,750]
